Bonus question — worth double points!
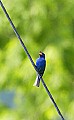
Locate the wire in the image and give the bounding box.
[0,1,65,120]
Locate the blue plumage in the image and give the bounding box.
[33,51,46,87]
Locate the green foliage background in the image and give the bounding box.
[0,0,74,120]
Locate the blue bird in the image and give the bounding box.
[33,51,46,87]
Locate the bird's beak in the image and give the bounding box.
[39,51,42,56]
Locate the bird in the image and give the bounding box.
[33,51,46,87]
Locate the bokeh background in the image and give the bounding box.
[0,0,74,120]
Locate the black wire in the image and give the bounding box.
[41,78,65,120]
[0,1,65,120]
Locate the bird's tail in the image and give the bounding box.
[33,76,40,87]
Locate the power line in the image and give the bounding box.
[0,1,65,120]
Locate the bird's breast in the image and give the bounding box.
[36,58,46,74]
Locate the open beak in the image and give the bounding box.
[39,51,42,56]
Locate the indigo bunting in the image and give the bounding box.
[33,51,46,87]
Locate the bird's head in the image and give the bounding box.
[39,51,45,59]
